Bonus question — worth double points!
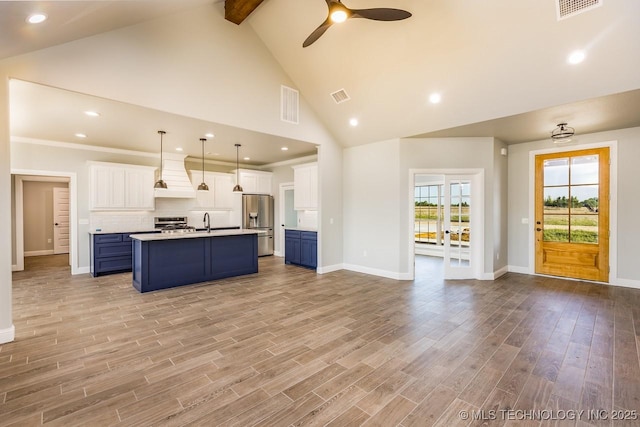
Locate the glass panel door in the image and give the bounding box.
[444,175,474,279]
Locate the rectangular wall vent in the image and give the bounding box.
[330,89,350,104]
[556,0,602,20]
[281,85,299,124]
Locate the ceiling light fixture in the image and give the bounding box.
[429,93,442,104]
[176,147,183,152]
[567,50,586,65]
[75,133,87,138]
[233,144,243,193]
[330,5,349,23]
[84,111,100,117]
[281,147,289,151]
[349,118,359,127]
[244,157,251,161]
[197,138,209,191]
[205,133,214,138]
[551,122,575,143]
[27,13,47,24]
[154,130,168,189]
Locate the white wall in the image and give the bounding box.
[507,126,640,285]
[0,74,13,342]
[343,139,401,276]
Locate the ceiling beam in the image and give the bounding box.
[224,0,265,25]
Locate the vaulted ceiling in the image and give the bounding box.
[2,0,640,158]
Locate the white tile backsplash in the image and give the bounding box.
[90,198,242,232]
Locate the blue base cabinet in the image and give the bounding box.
[90,233,135,277]
[132,233,258,293]
[285,230,317,269]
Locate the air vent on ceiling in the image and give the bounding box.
[556,0,602,20]
[330,89,351,104]
[281,85,299,124]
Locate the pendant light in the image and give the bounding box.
[154,130,168,189]
[197,138,209,191]
[233,143,243,193]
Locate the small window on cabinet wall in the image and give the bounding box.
[414,184,444,245]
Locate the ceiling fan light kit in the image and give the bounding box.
[551,122,575,143]
[303,0,412,47]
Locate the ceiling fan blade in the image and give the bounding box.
[303,18,333,47]
[350,8,412,21]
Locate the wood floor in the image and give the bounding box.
[2,255,640,426]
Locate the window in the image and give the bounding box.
[415,184,443,245]
[542,155,599,243]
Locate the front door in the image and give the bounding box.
[535,147,609,282]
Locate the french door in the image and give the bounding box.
[534,147,610,282]
[443,174,477,279]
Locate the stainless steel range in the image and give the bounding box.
[154,216,196,234]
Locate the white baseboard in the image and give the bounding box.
[0,325,15,344]
[508,265,530,274]
[342,263,408,280]
[25,250,54,257]
[274,250,283,257]
[480,265,509,280]
[73,266,90,275]
[12,264,22,272]
[317,264,343,274]
[611,277,640,289]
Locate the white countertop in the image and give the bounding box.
[89,229,157,235]
[284,227,318,232]
[129,229,265,241]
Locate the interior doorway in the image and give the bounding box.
[278,182,296,257]
[12,171,78,273]
[409,169,484,281]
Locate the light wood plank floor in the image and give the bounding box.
[2,255,640,426]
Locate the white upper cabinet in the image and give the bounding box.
[89,162,155,211]
[189,170,234,210]
[235,169,273,195]
[293,162,318,210]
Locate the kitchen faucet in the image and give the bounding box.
[203,212,210,233]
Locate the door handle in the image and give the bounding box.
[536,228,542,232]
[55,223,59,226]
[445,230,450,234]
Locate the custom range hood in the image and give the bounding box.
[154,152,196,198]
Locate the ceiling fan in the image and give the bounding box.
[303,0,412,47]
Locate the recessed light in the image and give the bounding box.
[75,133,87,138]
[281,147,289,151]
[27,14,47,24]
[429,93,442,104]
[212,152,220,156]
[205,133,214,138]
[176,147,183,152]
[567,50,586,65]
[84,111,100,117]
[243,157,250,161]
[349,118,359,127]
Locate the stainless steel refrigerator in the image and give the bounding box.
[242,194,274,256]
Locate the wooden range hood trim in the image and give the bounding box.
[225,0,266,25]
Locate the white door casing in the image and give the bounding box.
[408,168,484,281]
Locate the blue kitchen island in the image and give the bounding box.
[129,229,261,293]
